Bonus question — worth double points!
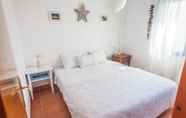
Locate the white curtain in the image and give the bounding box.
[149,0,186,80]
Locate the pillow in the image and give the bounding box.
[61,54,77,68]
[77,54,95,68]
[93,51,107,64]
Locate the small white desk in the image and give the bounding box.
[25,66,54,100]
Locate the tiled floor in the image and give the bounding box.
[31,86,172,118]
[31,86,71,118]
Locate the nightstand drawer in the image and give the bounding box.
[122,59,130,65]
[113,58,128,63]
[30,72,49,82]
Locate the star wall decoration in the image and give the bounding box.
[74,4,90,22]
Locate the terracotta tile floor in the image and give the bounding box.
[31,86,172,118]
[31,86,71,118]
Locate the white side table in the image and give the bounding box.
[25,65,54,100]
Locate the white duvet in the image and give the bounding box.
[55,61,176,118]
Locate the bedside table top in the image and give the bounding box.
[112,52,131,58]
[25,65,53,75]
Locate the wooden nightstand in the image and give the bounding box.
[112,53,132,66]
[25,65,54,100]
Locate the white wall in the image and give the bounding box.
[10,0,122,67]
[1,0,27,85]
[1,0,158,72]
[0,1,16,73]
[119,0,155,70]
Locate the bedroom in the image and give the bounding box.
[0,0,186,118]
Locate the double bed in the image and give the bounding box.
[55,61,176,118]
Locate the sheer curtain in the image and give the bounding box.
[149,0,186,80]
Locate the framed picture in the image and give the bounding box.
[101,16,108,22]
[48,10,61,22]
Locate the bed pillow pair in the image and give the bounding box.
[61,52,91,69]
[93,51,107,64]
[77,51,107,68]
[61,51,107,69]
[77,53,95,68]
[61,54,77,69]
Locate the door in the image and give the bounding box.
[8,28,31,118]
[1,0,31,117]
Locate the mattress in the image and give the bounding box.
[55,61,176,118]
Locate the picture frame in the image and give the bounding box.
[48,10,61,22]
[101,16,108,22]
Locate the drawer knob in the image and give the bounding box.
[176,105,182,111]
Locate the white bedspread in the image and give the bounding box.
[55,61,176,118]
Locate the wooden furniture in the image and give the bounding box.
[25,65,54,100]
[172,60,186,118]
[0,75,27,118]
[0,96,5,118]
[112,52,132,66]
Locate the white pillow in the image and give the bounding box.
[61,54,77,68]
[93,51,107,64]
[77,54,95,68]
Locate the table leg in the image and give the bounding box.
[49,71,54,93]
[27,75,34,100]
